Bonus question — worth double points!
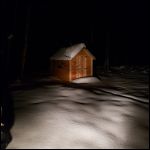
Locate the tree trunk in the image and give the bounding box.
[104,31,110,72]
[20,2,31,80]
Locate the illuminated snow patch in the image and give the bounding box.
[72,77,101,84]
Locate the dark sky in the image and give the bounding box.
[1,0,149,79]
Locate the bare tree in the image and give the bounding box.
[20,2,31,80]
[104,31,110,72]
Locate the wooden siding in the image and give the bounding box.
[71,48,93,80]
[51,60,69,81]
[50,48,95,82]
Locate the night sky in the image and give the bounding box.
[1,0,149,80]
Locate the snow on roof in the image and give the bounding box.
[50,43,86,60]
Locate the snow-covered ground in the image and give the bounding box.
[7,67,149,149]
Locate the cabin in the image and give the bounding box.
[50,43,96,82]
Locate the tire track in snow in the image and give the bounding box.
[94,88,149,104]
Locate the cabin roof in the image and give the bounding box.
[50,43,95,60]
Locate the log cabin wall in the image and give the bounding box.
[51,60,70,81]
[71,48,93,80]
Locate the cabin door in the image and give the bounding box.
[76,56,81,78]
[76,56,87,78]
[83,56,87,77]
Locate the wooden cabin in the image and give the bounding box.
[50,43,96,82]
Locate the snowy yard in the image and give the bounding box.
[7,67,149,149]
